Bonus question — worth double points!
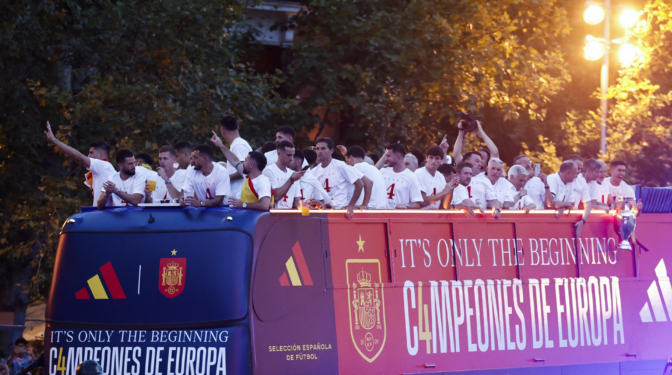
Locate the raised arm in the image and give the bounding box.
[44,121,91,168]
[474,121,499,158]
[211,131,244,175]
[453,128,465,165]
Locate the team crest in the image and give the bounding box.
[346,259,386,363]
[159,258,186,298]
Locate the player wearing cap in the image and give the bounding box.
[97,150,146,209]
[44,121,116,206]
[180,145,230,208]
[380,143,423,209]
[262,140,303,209]
[415,146,455,209]
[313,137,364,219]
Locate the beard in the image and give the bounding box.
[125,167,136,176]
[242,167,251,175]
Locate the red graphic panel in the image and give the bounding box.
[75,288,90,300]
[100,261,127,299]
[159,258,186,298]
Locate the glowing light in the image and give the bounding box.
[618,43,639,66]
[584,40,606,61]
[584,5,605,25]
[620,9,639,28]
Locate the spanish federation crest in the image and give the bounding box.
[159,258,186,298]
[346,259,386,363]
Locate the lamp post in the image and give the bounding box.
[583,1,639,156]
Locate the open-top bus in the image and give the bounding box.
[44,207,672,374]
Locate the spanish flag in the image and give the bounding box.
[241,176,273,207]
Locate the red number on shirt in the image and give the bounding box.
[121,200,129,206]
[467,186,472,199]
[387,184,396,200]
[300,189,305,201]
[432,188,437,196]
[324,178,331,193]
[602,195,606,204]
[205,188,213,200]
[283,195,288,202]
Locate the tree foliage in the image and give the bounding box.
[284,0,571,150]
[0,0,297,345]
[557,0,672,186]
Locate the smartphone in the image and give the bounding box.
[534,163,541,177]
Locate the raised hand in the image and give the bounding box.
[210,130,224,148]
[439,134,449,153]
[44,121,57,142]
[103,181,116,193]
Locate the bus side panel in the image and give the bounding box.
[252,217,339,375]
[44,326,250,375]
[326,216,672,374]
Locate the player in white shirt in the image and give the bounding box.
[97,150,146,209]
[594,160,611,209]
[467,167,500,218]
[262,140,304,209]
[44,122,117,206]
[379,143,423,209]
[263,126,308,169]
[143,146,186,203]
[477,158,510,212]
[173,141,192,170]
[507,165,536,212]
[414,146,455,209]
[345,146,386,209]
[291,149,332,207]
[217,116,253,199]
[180,145,230,208]
[605,160,636,206]
[313,137,364,218]
[450,162,478,216]
[547,161,579,217]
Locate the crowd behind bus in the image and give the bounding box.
[44,116,639,232]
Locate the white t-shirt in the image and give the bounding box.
[227,137,253,199]
[477,174,514,207]
[548,173,575,205]
[87,158,117,206]
[182,163,230,204]
[451,185,470,206]
[524,176,547,210]
[102,171,146,207]
[604,177,636,201]
[151,169,186,202]
[414,167,448,209]
[265,150,308,169]
[467,176,497,210]
[296,169,332,204]
[248,174,272,200]
[263,163,300,209]
[313,159,362,208]
[354,162,387,209]
[596,181,610,204]
[509,195,535,210]
[572,174,590,208]
[380,167,423,209]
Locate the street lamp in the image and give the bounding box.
[582,2,639,156]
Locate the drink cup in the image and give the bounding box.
[147,180,157,192]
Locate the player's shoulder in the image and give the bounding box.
[414,166,428,176]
